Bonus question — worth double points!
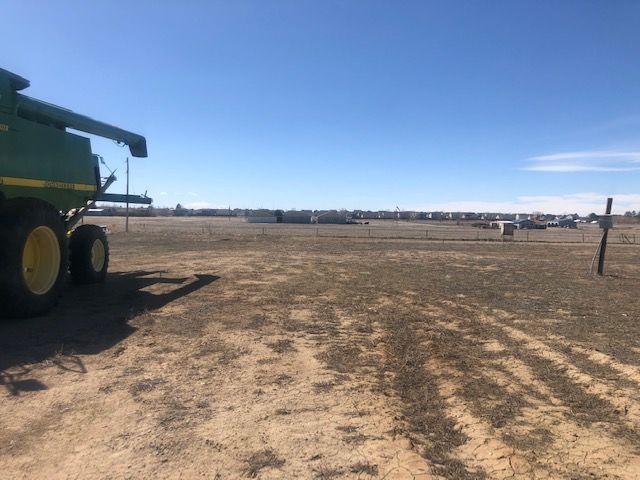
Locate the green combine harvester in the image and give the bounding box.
[0,68,151,318]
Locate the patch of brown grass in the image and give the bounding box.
[243,449,285,478]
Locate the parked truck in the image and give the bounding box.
[0,68,150,317]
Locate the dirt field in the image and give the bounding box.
[2,218,640,479]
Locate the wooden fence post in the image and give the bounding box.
[597,197,613,275]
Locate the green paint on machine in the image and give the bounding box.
[0,67,151,317]
[0,67,149,214]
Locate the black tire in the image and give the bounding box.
[69,224,109,284]
[0,198,68,318]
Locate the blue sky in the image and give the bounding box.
[4,1,640,214]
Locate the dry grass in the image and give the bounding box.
[266,339,296,354]
[243,449,285,477]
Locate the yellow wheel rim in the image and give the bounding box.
[22,226,60,295]
[90,239,105,272]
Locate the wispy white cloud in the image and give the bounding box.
[526,164,640,172]
[524,150,640,172]
[529,151,640,161]
[416,193,640,216]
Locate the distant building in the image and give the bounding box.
[246,216,277,223]
[557,216,577,228]
[283,211,312,224]
[245,209,278,223]
[353,210,379,219]
[514,219,536,229]
[376,211,396,220]
[398,211,420,220]
[312,210,348,224]
[514,219,547,229]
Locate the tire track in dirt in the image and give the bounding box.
[431,300,640,478]
[375,292,640,479]
[482,306,640,387]
[431,317,640,479]
[425,360,529,479]
[225,257,438,479]
[394,307,542,478]
[378,306,486,479]
[565,342,640,387]
[294,303,437,480]
[471,308,640,432]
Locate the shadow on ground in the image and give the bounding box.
[0,271,219,394]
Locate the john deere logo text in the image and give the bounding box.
[44,180,75,190]
[0,124,8,132]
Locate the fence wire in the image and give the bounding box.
[91,217,640,245]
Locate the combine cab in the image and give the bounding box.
[0,68,150,317]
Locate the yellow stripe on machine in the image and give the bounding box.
[0,176,97,192]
